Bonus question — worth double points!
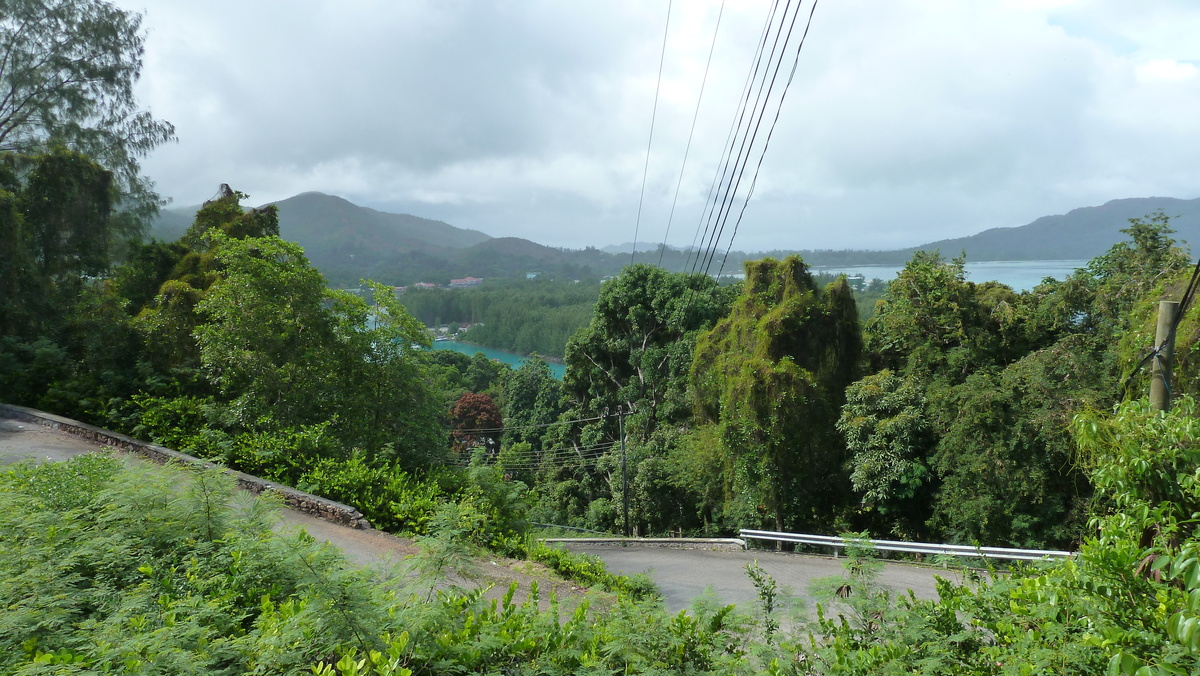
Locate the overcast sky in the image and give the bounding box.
[116,0,1200,252]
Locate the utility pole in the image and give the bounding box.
[1151,300,1179,412]
[619,406,630,537]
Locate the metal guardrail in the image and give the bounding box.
[739,529,1074,561]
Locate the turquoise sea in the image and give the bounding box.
[812,259,1089,292]
[431,260,1090,378]
[431,340,567,380]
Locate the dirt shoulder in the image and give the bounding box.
[0,412,589,610]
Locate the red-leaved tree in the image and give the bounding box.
[449,392,502,457]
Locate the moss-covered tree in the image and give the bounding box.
[691,256,861,532]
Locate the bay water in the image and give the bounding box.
[432,260,1088,377]
[431,340,567,380]
[812,259,1089,292]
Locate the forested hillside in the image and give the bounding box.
[153,192,1200,286]
[399,278,599,358]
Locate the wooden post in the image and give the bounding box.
[1150,300,1179,412]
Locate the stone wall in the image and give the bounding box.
[0,403,372,530]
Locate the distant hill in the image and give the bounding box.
[602,242,692,255]
[607,198,1200,268]
[150,192,1200,286]
[148,205,196,242]
[903,197,1200,262]
[267,192,491,274]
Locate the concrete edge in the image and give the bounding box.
[544,537,748,551]
[0,403,373,530]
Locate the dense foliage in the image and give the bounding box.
[692,257,861,533]
[9,394,1200,674]
[398,278,600,358]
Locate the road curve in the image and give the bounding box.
[2,414,957,616]
[565,542,953,614]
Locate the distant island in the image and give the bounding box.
[152,193,1200,286]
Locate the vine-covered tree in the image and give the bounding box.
[692,256,861,532]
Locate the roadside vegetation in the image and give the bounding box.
[5,0,1200,671]
[6,398,1200,674]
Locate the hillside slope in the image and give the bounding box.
[149,192,1200,284]
[914,196,1200,261]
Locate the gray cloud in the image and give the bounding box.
[122,0,1200,252]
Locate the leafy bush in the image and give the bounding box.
[4,452,122,511]
[527,542,659,602]
[297,453,443,535]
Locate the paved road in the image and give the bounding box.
[0,416,582,609]
[565,543,953,614]
[0,418,101,464]
[2,415,956,616]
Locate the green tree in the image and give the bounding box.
[193,235,442,465]
[1087,211,1190,339]
[193,233,335,430]
[692,256,861,532]
[837,369,934,538]
[864,251,1032,377]
[0,0,175,224]
[562,264,731,445]
[0,149,114,339]
[927,336,1100,548]
[501,355,564,454]
[131,187,281,377]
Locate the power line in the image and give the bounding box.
[714,0,819,278]
[658,0,725,268]
[448,441,620,468]
[665,0,796,345]
[631,0,673,266]
[688,0,782,277]
[450,413,607,436]
[696,0,796,277]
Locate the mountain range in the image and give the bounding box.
[151,193,1200,286]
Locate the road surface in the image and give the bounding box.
[2,414,955,616]
[565,542,953,614]
[0,416,581,608]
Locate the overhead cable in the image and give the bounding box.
[688,0,782,276]
[698,0,798,278]
[450,413,607,436]
[714,0,820,278]
[658,0,725,268]
[631,0,673,266]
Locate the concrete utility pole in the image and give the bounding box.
[1150,300,1179,412]
[619,407,630,538]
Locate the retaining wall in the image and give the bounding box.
[0,403,372,530]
